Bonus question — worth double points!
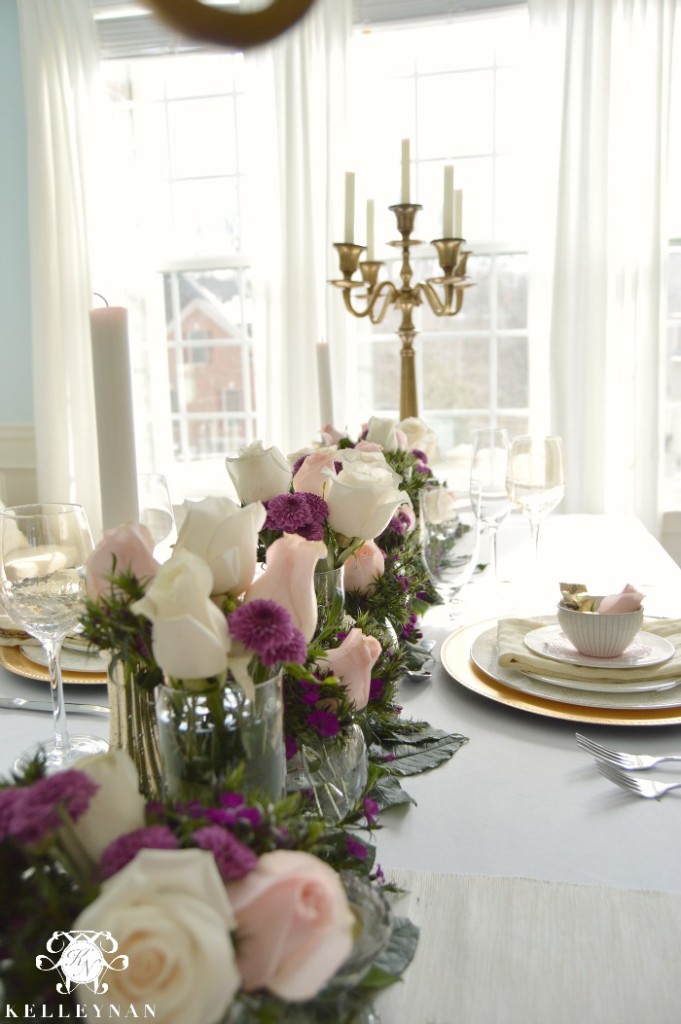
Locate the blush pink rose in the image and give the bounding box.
[226,850,354,1001]
[317,627,382,710]
[292,451,337,498]
[354,440,383,453]
[343,541,385,595]
[86,523,159,599]
[243,535,327,641]
[321,424,347,446]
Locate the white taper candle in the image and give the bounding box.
[89,306,139,532]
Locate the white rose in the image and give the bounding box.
[338,447,403,486]
[365,415,407,452]
[70,750,145,862]
[73,848,240,1024]
[174,496,265,596]
[420,486,458,525]
[324,461,403,540]
[398,416,440,463]
[132,550,230,681]
[226,441,292,504]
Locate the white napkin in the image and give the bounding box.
[497,616,681,682]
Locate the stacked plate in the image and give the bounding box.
[440,617,681,726]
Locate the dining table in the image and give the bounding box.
[1,512,681,1023]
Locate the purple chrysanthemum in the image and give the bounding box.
[291,455,306,476]
[385,515,406,537]
[412,448,428,463]
[299,679,322,705]
[285,734,299,760]
[369,677,385,702]
[227,599,308,666]
[0,771,98,846]
[401,612,418,639]
[100,825,179,879]
[415,463,431,476]
[264,492,328,542]
[346,835,369,861]
[363,798,380,827]
[193,825,258,881]
[307,709,340,738]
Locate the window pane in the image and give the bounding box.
[171,178,240,254]
[417,71,494,158]
[497,254,528,329]
[498,336,529,407]
[168,97,237,178]
[422,336,489,410]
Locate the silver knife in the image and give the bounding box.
[0,697,109,716]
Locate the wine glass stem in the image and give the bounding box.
[529,518,541,561]
[489,526,499,578]
[44,637,70,753]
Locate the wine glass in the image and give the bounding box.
[506,435,565,559]
[419,487,479,619]
[137,473,177,561]
[0,503,108,772]
[469,427,512,579]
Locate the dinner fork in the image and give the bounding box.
[596,759,681,799]
[575,732,681,771]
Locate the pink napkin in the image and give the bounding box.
[597,584,643,615]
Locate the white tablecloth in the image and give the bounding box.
[2,513,681,1022]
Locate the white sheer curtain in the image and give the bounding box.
[528,0,679,535]
[243,0,352,455]
[17,0,102,537]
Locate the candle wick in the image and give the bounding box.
[93,292,109,307]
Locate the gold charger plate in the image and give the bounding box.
[0,646,107,686]
[441,619,681,727]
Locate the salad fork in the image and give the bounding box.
[575,732,681,771]
[595,759,681,799]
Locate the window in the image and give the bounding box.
[346,9,530,476]
[100,53,253,497]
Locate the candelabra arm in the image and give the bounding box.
[418,280,465,317]
[340,279,397,323]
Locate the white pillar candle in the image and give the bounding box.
[401,138,411,203]
[90,306,139,531]
[443,165,454,237]
[316,340,334,429]
[454,189,463,237]
[344,171,355,243]
[366,198,375,260]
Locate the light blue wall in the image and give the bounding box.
[0,0,33,423]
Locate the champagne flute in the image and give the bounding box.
[419,487,479,619]
[506,435,565,559]
[469,427,512,579]
[0,503,108,771]
[137,472,177,562]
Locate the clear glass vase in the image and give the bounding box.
[107,661,163,801]
[286,722,368,823]
[155,672,285,805]
[314,565,345,633]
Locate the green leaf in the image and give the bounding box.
[360,916,420,989]
[380,733,468,776]
[370,774,416,810]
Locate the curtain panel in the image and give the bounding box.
[17,0,103,537]
[528,0,679,534]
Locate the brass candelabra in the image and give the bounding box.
[330,203,474,420]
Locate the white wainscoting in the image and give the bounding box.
[0,424,37,506]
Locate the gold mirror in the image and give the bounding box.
[145,0,318,49]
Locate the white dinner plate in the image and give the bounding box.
[522,669,680,694]
[20,644,107,675]
[523,624,675,669]
[469,627,681,710]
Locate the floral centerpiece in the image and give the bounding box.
[0,749,417,1021]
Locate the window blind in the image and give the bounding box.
[92,0,525,60]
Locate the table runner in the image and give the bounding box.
[378,870,681,1024]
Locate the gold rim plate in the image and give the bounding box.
[0,646,107,686]
[441,619,681,727]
